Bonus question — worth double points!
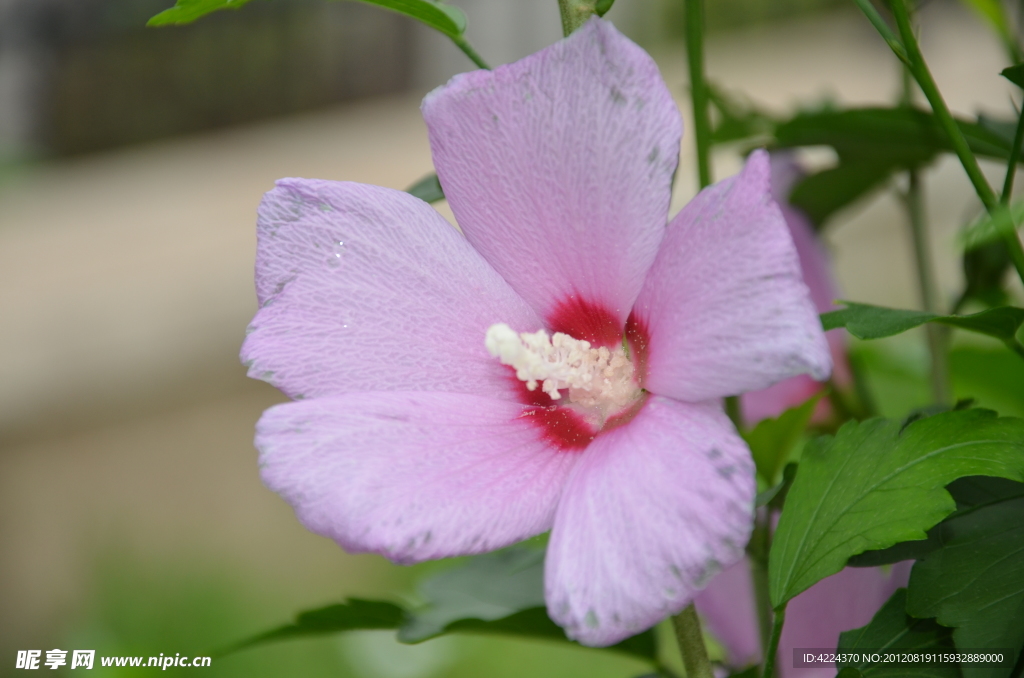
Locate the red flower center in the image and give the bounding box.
[497,298,652,451]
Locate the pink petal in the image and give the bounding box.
[633,150,832,403]
[544,396,755,646]
[741,153,851,423]
[694,558,761,668]
[421,19,681,333]
[256,391,579,563]
[777,562,911,678]
[696,559,911,676]
[241,180,541,400]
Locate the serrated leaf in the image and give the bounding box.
[149,0,466,39]
[220,598,404,654]
[399,545,658,661]
[848,476,1024,567]
[837,589,959,678]
[405,173,445,204]
[769,410,1024,607]
[821,302,1024,348]
[907,497,1024,678]
[744,394,822,486]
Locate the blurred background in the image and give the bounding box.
[2,0,1023,676]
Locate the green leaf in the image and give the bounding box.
[774,107,1017,226]
[756,462,798,509]
[960,242,1014,309]
[1001,64,1024,90]
[149,0,467,38]
[951,346,1024,418]
[837,589,959,678]
[960,202,1023,252]
[821,302,1024,347]
[399,545,658,662]
[147,0,254,25]
[707,84,777,144]
[961,0,1019,60]
[400,546,546,642]
[744,394,822,486]
[773,108,1013,165]
[406,173,445,204]
[907,497,1024,678]
[768,410,1024,607]
[788,160,895,226]
[220,598,404,654]
[594,0,615,16]
[848,476,1024,567]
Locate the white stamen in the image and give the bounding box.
[485,323,639,415]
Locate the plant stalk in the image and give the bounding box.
[904,170,950,403]
[1001,100,1024,203]
[685,0,712,189]
[747,514,773,654]
[557,0,598,37]
[451,36,491,70]
[887,0,1024,286]
[762,603,787,678]
[671,604,715,678]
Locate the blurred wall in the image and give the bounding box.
[0,0,412,156]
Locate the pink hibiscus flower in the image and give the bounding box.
[241,18,830,646]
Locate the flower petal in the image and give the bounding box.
[776,562,910,678]
[741,153,851,423]
[544,396,754,646]
[241,180,541,399]
[257,391,579,563]
[422,18,680,329]
[693,558,761,668]
[696,559,911,675]
[633,150,832,403]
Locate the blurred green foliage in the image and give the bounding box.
[25,549,652,678]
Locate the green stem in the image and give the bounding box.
[853,0,909,65]
[671,605,715,678]
[904,170,950,403]
[888,0,1024,286]
[451,36,491,70]
[557,0,598,37]
[747,514,773,655]
[1001,101,1024,203]
[685,0,712,189]
[762,603,787,678]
